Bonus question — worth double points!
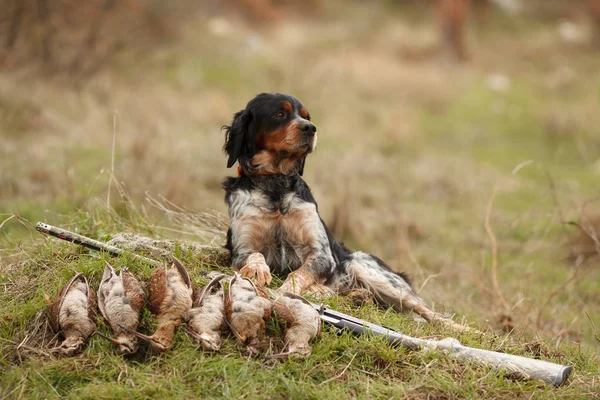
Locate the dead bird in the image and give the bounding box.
[225,272,272,356]
[96,262,146,355]
[268,292,321,358]
[49,273,97,356]
[184,273,227,351]
[120,257,193,353]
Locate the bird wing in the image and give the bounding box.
[122,268,146,313]
[84,275,98,323]
[148,264,167,315]
[97,262,116,321]
[49,272,83,332]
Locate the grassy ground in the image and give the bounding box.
[1,224,598,399]
[1,2,600,398]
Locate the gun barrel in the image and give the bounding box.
[314,304,572,386]
[35,222,161,266]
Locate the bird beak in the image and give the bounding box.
[182,327,216,351]
[118,325,158,345]
[93,331,122,345]
[182,327,203,342]
[224,319,245,343]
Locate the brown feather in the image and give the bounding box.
[122,269,146,313]
[272,302,297,326]
[129,259,193,352]
[224,283,233,321]
[87,284,97,323]
[148,265,167,315]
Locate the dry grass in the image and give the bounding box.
[1,1,600,398]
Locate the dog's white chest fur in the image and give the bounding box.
[227,189,329,274]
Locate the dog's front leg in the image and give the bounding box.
[238,252,272,287]
[279,265,316,295]
[228,215,274,287]
[279,254,334,297]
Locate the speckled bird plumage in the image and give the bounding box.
[185,273,227,351]
[122,257,193,352]
[271,292,321,357]
[49,273,97,356]
[97,262,146,355]
[225,272,272,356]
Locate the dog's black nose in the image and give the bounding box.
[300,123,317,136]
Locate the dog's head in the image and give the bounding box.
[223,93,317,176]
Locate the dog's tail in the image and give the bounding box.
[342,252,475,333]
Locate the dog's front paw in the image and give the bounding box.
[239,253,272,287]
[303,284,335,299]
[278,279,300,295]
[279,269,319,295]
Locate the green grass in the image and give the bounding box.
[1,224,598,399]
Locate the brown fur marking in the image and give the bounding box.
[257,122,303,153]
[252,121,307,174]
[299,107,309,119]
[281,101,293,113]
[251,151,302,175]
[281,208,319,246]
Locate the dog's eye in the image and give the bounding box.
[275,112,286,119]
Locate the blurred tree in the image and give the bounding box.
[587,0,600,42]
[0,0,203,78]
[0,0,323,78]
[437,0,471,61]
[433,0,600,62]
[224,0,321,22]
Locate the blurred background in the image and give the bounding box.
[0,0,599,346]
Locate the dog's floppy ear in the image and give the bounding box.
[223,108,253,168]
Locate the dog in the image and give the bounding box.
[222,92,471,331]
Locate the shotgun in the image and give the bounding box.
[36,222,161,266]
[35,221,573,386]
[313,303,572,386]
